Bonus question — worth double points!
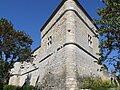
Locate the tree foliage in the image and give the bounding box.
[0,18,33,86]
[96,0,120,72]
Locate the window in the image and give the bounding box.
[88,34,93,47]
[20,65,24,69]
[47,36,52,48]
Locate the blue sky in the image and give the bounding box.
[0,0,104,51]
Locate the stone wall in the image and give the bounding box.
[9,0,104,90]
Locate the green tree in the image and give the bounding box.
[0,61,9,90]
[96,0,120,72]
[0,18,33,88]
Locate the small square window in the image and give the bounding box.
[88,34,93,48]
[47,35,52,48]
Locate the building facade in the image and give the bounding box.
[9,0,103,89]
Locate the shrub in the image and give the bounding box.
[22,85,34,90]
[3,85,35,90]
[3,85,19,90]
[115,86,120,90]
[79,77,116,90]
[0,83,3,90]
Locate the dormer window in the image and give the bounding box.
[88,34,93,48]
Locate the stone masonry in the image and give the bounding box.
[9,0,105,90]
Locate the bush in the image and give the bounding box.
[3,85,35,90]
[3,85,19,90]
[115,86,120,90]
[22,85,34,90]
[79,77,116,90]
[0,83,3,90]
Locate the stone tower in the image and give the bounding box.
[9,0,101,90]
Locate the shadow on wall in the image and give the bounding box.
[35,72,66,90]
